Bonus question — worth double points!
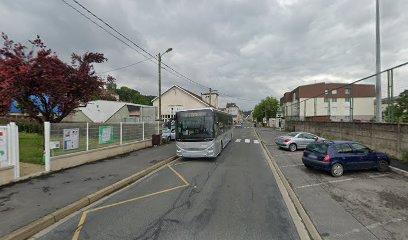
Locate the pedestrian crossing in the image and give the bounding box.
[235,139,260,144]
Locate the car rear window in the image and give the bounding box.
[306,143,328,154]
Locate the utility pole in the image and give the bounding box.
[375,0,382,122]
[157,48,172,121]
[209,88,212,106]
[158,53,162,121]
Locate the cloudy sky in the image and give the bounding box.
[1,0,408,110]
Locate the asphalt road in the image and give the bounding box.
[36,124,301,240]
[258,127,408,240]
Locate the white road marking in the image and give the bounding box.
[280,164,304,168]
[295,178,354,189]
[368,173,390,178]
[254,140,259,144]
[326,217,407,240]
[235,139,241,143]
[244,139,250,143]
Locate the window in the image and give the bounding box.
[332,89,337,94]
[335,144,353,153]
[345,88,351,94]
[332,98,337,102]
[325,89,329,95]
[324,98,329,103]
[351,143,371,153]
[302,133,316,139]
[345,97,350,102]
[306,143,329,154]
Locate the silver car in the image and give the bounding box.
[162,128,175,141]
[276,132,325,152]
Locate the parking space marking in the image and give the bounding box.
[367,173,390,178]
[235,139,242,143]
[295,178,354,189]
[326,216,407,240]
[72,165,190,240]
[280,164,304,168]
[245,139,250,143]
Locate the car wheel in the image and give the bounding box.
[331,163,344,177]
[167,136,171,141]
[289,143,297,152]
[377,160,390,172]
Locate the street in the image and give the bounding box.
[36,124,301,240]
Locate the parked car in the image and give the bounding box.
[162,128,175,141]
[302,141,390,177]
[276,132,325,151]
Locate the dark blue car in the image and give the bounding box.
[302,141,390,177]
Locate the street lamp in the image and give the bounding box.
[158,48,173,121]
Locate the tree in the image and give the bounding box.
[252,96,279,123]
[115,86,155,106]
[0,33,109,123]
[384,90,408,123]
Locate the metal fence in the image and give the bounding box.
[0,122,20,178]
[46,122,159,160]
[282,61,408,123]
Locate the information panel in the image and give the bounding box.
[0,128,8,164]
[63,128,80,150]
[99,126,113,144]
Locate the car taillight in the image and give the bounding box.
[284,138,291,142]
[323,154,331,163]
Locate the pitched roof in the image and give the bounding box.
[151,85,215,108]
[79,100,153,122]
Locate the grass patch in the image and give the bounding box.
[19,132,44,165]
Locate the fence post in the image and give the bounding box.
[142,122,145,141]
[9,122,20,178]
[86,122,89,151]
[44,122,51,172]
[120,122,123,145]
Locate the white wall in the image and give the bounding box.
[152,87,208,121]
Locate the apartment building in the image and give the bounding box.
[280,82,376,122]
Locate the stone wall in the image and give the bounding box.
[286,121,408,160]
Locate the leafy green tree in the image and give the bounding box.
[253,96,279,123]
[385,90,408,123]
[115,86,155,106]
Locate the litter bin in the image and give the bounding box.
[152,134,162,146]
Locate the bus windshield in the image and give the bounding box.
[176,110,214,141]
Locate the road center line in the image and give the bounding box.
[295,178,354,189]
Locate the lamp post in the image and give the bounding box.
[158,48,173,121]
[375,0,382,122]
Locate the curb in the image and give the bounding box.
[390,166,408,177]
[0,155,179,240]
[255,129,322,240]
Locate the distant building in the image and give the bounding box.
[280,82,376,122]
[225,102,243,123]
[62,100,155,123]
[151,85,215,122]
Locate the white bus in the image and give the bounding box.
[175,108,233,158]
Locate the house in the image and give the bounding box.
[280,82,376,122]
[151,85,216,122]
[225,102,243,123]
[62,100,156,123]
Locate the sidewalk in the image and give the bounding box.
[0,142,176,238]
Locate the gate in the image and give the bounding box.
[0,122,20,184]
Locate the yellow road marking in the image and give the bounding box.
[168,165,190,185]
[72,165,189,240]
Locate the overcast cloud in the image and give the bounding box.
[1,0,408,110]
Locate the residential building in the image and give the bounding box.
[151,85,214,122]
[280,82,376,122]
[225,102,243,123]
[201,91,219,108]
[62,100,156,123]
